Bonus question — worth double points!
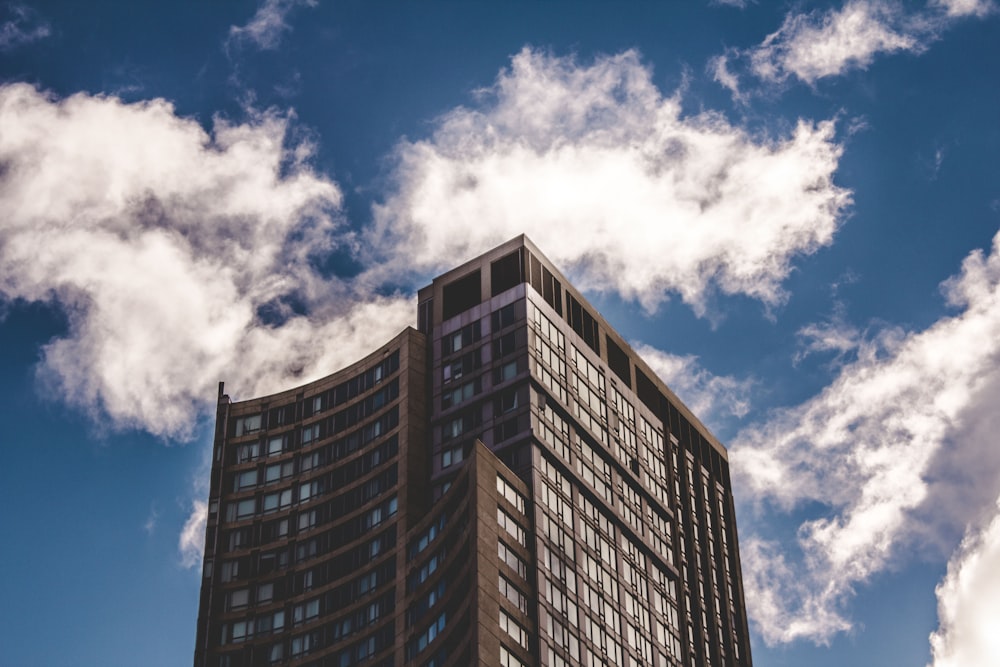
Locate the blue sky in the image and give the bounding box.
[1,1,999,665]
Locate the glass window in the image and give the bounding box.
[231,620,249,643]
[495,360,517,384]
[265,461,293,484]
[269,644,284,662]
[236,469,257,490]
[298,510,317,531]
[496,475,527,514]
[299,451,319,472]
[498,507,527,546]
[495,332,516,358]
[498,540,526,579]
[235,498,255,519]
[301,424,319,444]
[263,493,279,513]
[499,610,528,650]
[442,416,464,440]
[228,588,249,609]
[492,303,517,330]
[220,560,239,582]
[442,379,478,409]
[299,481,319,502]
[498,388,519,414]
[441,445,464,468]
[235,414,262,436]
[237,442,260,463]
[268,436,286,456]
[499,574,528,613]
[500,644,527,667]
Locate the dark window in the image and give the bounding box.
[491,249,525,297]
[418,298,433,333]
[566,294,600,355]
[268,404,293,427]
[494,416,521,442]
[493,359,518,384]
[443,350,481,384]
[441,321,481,356]
[526,250,563,315]
[491,303,517,331]
[494,332,516,358]
[542,266,562,315]
[496,388,519,414]
[635,368,663,414]
[606,335,631,387]
[528,253,543,297]
[442,270,482,320]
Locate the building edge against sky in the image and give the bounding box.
[194,235,753,666]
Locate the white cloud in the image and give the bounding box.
[708,53,746,104]
[227,0,317,52]
[793,306,863,364]
[716,0,994,95]
[179,500,208,569]
[0,83,413,440]
[635,343,752,425]
[750,0,922,85]
[370,48,851,315]
[929,497,1000,667]
[730,230,1000,644]
[934,0,995,18]
[0,3,50,51]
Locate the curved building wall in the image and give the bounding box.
[194,328,427,667]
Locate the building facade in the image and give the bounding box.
[194,236,752,667]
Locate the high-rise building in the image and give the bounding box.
[194,235,753,667]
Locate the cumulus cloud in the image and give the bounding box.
[0,2,50,51]
[635,343,752,426]
[929,497,1000,667]
[731,230,1000,644]
[715,0,993,96]
[0,83,413,440]
[370,48,851,315]
[227,0,317,52]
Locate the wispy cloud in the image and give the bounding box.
[635,343,753,426]
[793,305,863,365]
[934,0,995,18]
[179,500,207,569]
[370,47,851,316]
[143,504,159,536]
[0,2,50,51]
[731,230,1000,644]
[714,0,995,98]
[0,83,412,440]
[227,0,317,52]
[750,0,923,86]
